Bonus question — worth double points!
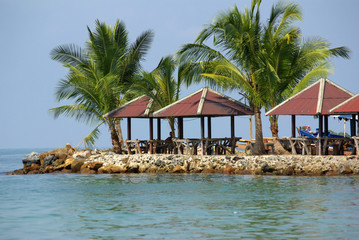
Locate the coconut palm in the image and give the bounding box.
[178,0,267,154]
[178,0,349,154]
[131,55,183,135]
[50,20,154,152]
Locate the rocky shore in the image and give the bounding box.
[7,144,359,176]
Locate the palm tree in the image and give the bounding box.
[178,0,267,154]
[255,2,350,154]
[131,55,183,135]
[50,20,154,152]
[178,0,349,154]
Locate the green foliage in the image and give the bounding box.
[50,20,153,147]
[177,0,350,142]
[131,55,183,136]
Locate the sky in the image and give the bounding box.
[1,0,359,149]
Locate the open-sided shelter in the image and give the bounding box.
[330,93,359,136]
[104,95,160,154]
[153,87,254,153]
[265,78,353,137]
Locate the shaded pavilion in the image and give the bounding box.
[153,87,254,154]
[330,93,359,136]
[265,78,353,138]
[103,95,159,153]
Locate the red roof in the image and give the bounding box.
[153,87,253,117]
[104,96,153,118]
[331,93,359,114]
[265,79,353,116]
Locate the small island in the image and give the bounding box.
[8,144,359,176]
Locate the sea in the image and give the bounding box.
[1,149,359,239]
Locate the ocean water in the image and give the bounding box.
[1,149,359,239]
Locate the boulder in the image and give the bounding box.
[223,165,235,174]
[51,148,68,160]
[80,168,96,174]
[43,155,57,168]
[71,159,85,173]
[7,169,25,175]
[22,152,40,167]
[172,165,186,173]
[53,159,65,167]
[87,162,103,171]
[43,166,54,173]
[98,165,113,174]
[110,166,126,173]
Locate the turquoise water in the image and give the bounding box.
[1,149,359,239]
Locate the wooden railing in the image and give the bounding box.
[285,136,356,155]
[120,138,241,155]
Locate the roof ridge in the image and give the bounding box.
[330,92,359,113]
[196,87,208,115]
[103,95,146,118]
[316,78,326,114]
[266,80,321,116]
[153,87,204,117]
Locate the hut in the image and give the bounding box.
[265,78,354,155]
[153,87,254,154]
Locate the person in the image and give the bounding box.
[165,132,173,142]
[165,132,174,153]
[305,125,311,132]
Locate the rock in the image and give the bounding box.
[53,159,65,167]
[39,152,50,166]
[71,159,85,173]
[65,143,72,150]
[202,168,217,174]
[80,168,96,174]
[64,158,75,169]
[73,150,91,159]
[51,148,68,160]
[98,165,112,174]
[284,166,294,175]
[110,166,126,173]
[53,164,65,171]
[261,163,275,173]
[87,162,103,171]
[172,165,186,173]
[43,166,54,173]
[7,169,25,175]
[223,165,235,174]
[43,155,57,168]
[22,152,40,167]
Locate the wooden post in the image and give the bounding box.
[351,114,356,137]
[149,117,153,154]
[201,116,205,155]
[318,115,323,138]
[324,115,329,154]
[291,115,296,138]
[178,117,183,139]
[127,117,131,140]
[318,115,323,155]
[250,115,253,140]
[324,115,329,137]
[208,116,212,139]
[157,118,161,140]
[231,116,235,154]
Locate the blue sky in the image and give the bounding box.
[1,0,358,149]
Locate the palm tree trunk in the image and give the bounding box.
[115,119,125,148]
[252,106,266,155]
[269,115,290,155]
[168,117,176,138]
[109,120,122,154]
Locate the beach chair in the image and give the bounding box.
[299,129,318,138]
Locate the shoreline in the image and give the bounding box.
[7,144,359,176]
